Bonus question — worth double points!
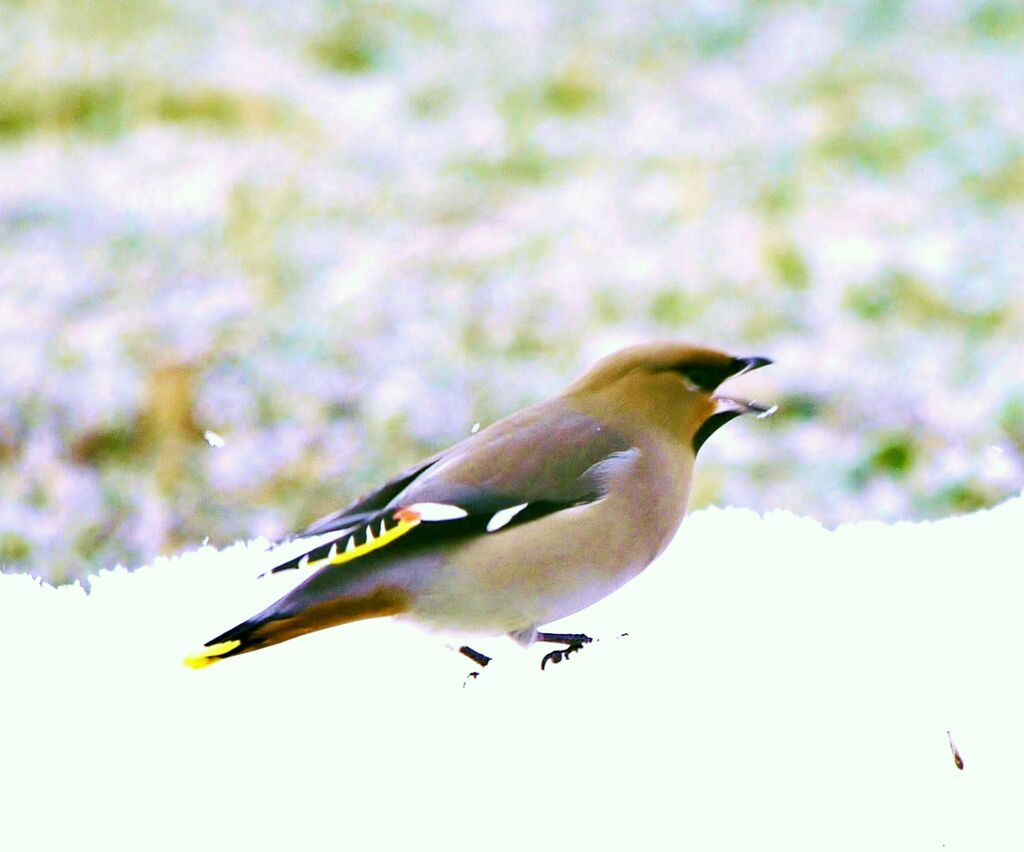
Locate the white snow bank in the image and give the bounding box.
[4,498,1024,851]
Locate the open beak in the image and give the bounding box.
[691,355,775,453]
[713,356,776,419]
[713,396,777,419]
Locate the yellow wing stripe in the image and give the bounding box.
[183,640,241,669]
[305,515,422,572]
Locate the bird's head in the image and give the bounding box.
[563,341,775,452]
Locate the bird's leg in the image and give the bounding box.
[459,645,492,668]
[535,632,593,670]
[458,645,492,683]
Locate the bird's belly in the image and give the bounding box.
[404,500,675,636]
[407,563,634,636]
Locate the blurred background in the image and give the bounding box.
[1,0,1021,583]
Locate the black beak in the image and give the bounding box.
[692,356,775,453]
[735,356,773,375]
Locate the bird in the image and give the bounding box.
[184,341,773,670]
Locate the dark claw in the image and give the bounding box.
[541,649,564,670]
[535,631,593,670]
[540,641,590,670]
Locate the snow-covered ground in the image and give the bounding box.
[6,497,1023,850]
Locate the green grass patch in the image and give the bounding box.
[0,78,294,139]
[850,431,918,488]
[815,123,939,176]
[70,425,141,466]
[923,480,998,515]
[851,0,909,41]
[539,65,605,116]
[764,241,810,290]
[409,84,456,119]
[999,395,1024,451]
[0,531,32,564]
[755,175,801,218]
[648,288,703,327]
[453,144,564,186]
[53,0,174,41]
[692,19,749,58]
[844,269,1007,335]
[590,288,627,324]
[963,154,1024,205]
[767,393,821,423]
[968,1,1024,40]
[499,63,606,134]
[307,1,452,74]
[307,15,388,73]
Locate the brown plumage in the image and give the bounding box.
[185,341,772,669]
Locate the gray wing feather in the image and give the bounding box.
[293,400,633,543]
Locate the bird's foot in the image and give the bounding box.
[458,645,491,683]
[536,632,593,670]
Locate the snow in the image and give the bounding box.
[4,496,1023,850]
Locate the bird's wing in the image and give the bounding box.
[265,402,634,577]
[293,449,450,538]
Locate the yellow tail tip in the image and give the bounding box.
[183,640,242,669]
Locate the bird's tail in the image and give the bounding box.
[184,639,245,669]
[183,585,410,669]
[183,610,272,668]
[184,512,423,669]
